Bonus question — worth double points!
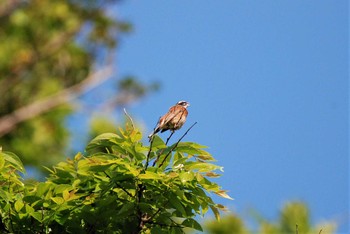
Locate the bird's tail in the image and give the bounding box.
[148,128,160,141]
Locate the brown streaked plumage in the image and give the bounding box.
[148,101,190,140]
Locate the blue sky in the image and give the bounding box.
[71,0,348,232]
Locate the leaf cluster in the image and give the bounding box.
[0,126,231,233]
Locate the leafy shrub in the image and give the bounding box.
[0,125,231,233]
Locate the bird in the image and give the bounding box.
[148,100,190,140]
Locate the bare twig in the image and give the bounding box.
[123,108,134,130]
[148,200,170,222]
[157,122,197,168]
[145,137,154,170]
[165,131,175,145]
[150,130,174,167]
[0,65,114,136]
[296,224,298,234]
[103,171,133,197]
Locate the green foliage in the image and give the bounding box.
[0,0,131,169]
[204,202,337,234]
[204,213,249,234]
[0,126,231,233]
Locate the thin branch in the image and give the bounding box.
[296,224,298,234]
[151,132,172,167]
[103,171,133,198]
[115,182,133,198]
[158,122,197,168]
[123,108,135,130]
[165,131,175,145]
[0,65,114,137]
[145,137,154,170]
[147,200,170,222]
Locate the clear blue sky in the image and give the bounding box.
[72,1,349,232]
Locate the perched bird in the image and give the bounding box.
[148,100,190,140]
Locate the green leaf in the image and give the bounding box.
[185,161,222,172]
[14,199,24,212]
[178,142,208,149]
[0,151,25,173]
[169,193,187,216]
[117,202,135,216]
[174,142,210,157]
[90,133,120,143]
[36,182,52,197]
[0,155,5,169]
[51,197,65,205]
[216,204,229,211]
[139,171,161,180]
[210,205,220,221]
[182,218,203,231]
[62,189,70,200]
[85,133,121,153]
[173,156,188,168]
[30,212,43,222]
[25,204,35,214]
[55,184,73,194]
[197,154,215,161]
[179,171,194,184]
[150,226,164,234]
[151,135,166,149]
[129,129,142,142]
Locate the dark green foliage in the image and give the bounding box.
[0,125,231,233]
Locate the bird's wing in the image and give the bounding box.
[161,106,183,125]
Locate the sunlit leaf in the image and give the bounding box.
[210,205,220,221]
[51,197,65,205]
[185,161,222,172]
[0,155,5,169]
[216,204,229,211]
[139,171,161,180]
[205,172,221,178]
[30,212,43,222]
[179,171,194,183]
[0,151,25,173]
[14,199,24,212]
[215,190,234,200]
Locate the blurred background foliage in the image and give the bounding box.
[0,0,157,170]
[204,201,336,234]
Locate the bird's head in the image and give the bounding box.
[176,100,190,108]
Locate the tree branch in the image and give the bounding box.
[0,65,114,137]
[157,122,197,168]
